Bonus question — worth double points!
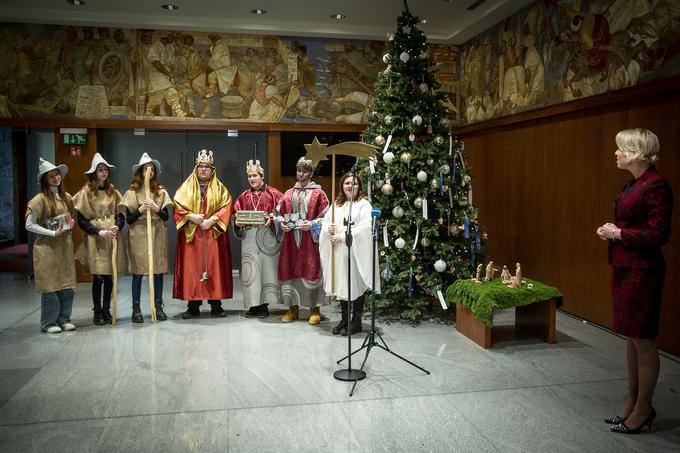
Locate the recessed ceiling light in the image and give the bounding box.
[67,0,86,5]
[161,4,178,11]
[331,13,346,20]
[420,18,428,24]
[251,9,266,15]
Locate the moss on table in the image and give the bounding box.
[445,278,563,327]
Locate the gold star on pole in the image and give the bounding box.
[304,136,329,167]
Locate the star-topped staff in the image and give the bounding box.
[303,136,377,293]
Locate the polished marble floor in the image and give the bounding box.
[0,272,678,452]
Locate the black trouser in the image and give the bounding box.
[188,300,221,309]
[92,274,113,311]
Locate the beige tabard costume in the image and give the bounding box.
[73,188,126,274]
[26,193,77,293]
[118,188,173,275]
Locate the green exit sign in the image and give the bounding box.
[63,134,87,145]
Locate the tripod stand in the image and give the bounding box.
[337,208,429,396]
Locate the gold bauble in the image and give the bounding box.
[438,218,444,225]
[420,237,431,247]
[411,255,417,261]
[380,250,386,257]
[426,157,434,165]
[409,133,416,142]
[381,183,394,195]
[375,135,386,146]
[414,197,423,208]
[415,274,423,282]
[442,185,449,192]
[400,152,412,163]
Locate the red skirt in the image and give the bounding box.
[611,263,665,339]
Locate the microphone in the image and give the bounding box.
[371,208,381,218]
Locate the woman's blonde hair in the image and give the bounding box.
[615,128,660,164]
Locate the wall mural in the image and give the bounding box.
[0,23,389,124]
[458,0,680,125]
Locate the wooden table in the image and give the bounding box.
[445,278,562,349]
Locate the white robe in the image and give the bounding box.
[319,198,380,301]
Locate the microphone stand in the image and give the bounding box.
[337,206,430,396]
[334,167,367,385]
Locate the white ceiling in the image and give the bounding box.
[0,0,535,44]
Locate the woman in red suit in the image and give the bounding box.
[597,128,673,434]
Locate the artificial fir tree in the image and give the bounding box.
[362,2,485,320]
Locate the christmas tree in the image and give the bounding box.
[362,2,485,320]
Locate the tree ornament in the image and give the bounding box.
[381,182,394,195]
[434,259,447,272]
[383,151,395,164]
[375,135,386,146]
[438,217,444,225]
[427,124,433,134]
[387,32,395,41]
[415,274,422,282]
[400,152,412,163]
[426,157,434,165]
[419,51,428,59]
[384,114,392,125]
[412,115,423,126]
[382,54,391,64]
[403,25,412,33]
[380,250,386,257]
[441,164,450,175]
[440,117,450,127]
[442,185,449,193]
[411,255,417,262]
[434,135,444,145]
[430,178,439,189]
[392,206,404,218]
[417,170,428,181]
[420,237,431,247]
[399,51,410,62]
[419,82,429,92]
[395,237,406,249]
[414,196,423,208]
[408,133,416,142]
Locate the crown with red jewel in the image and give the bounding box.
[196,149,214,166]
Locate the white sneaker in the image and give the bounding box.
[46,326,62,334]
[61,323,76,331]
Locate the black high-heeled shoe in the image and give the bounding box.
[610,408,656,434]
[604,415,627,425]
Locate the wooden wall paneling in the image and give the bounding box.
[54,128,97,282]
[458,86,680,355]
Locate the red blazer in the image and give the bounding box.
[609,166,673,269]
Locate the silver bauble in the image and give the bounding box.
[419,82,429,93]
[399,51,410,62]
[412,115,423,126]
[409,133,416,142]
[384,114,392,125]
[417,170,428,182]
[434,135,444,145]
[414,197,423,208]
[395,237,406,249]
[441,164,450,175]
[383,151,395,164]
[434,259,447,272]
[382,54,391,64]
[392,206,404,218]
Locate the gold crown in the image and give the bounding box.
[246,159,264,175]
[196,149,214,165]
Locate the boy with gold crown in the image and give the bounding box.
[173,149,233,318]
[233,159,283,317]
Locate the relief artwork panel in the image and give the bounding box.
[0,23,385,124]
[457,0,680,125]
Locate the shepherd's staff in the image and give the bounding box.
[144,166,158,323]
[111,235,118,325]
[303,138,377,293]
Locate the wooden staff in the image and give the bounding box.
[331,153,336,293]
[144,167,158,323]
[111,237,118,325]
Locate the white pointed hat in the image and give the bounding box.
[132,152,161,176]
[84,153,116,175]
[36,158,68,184]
